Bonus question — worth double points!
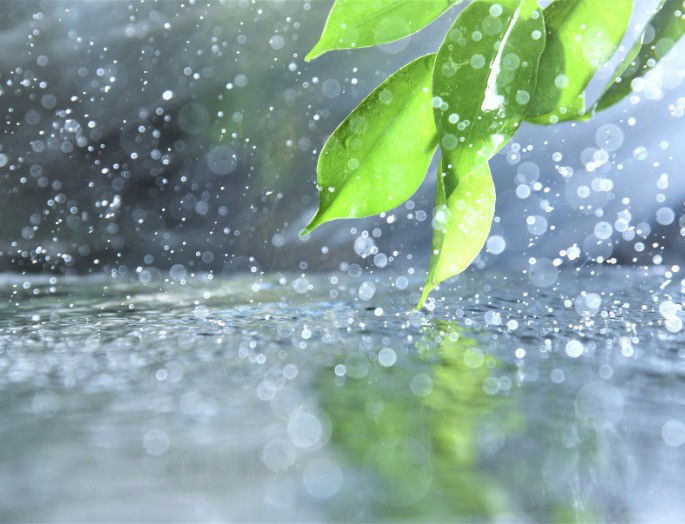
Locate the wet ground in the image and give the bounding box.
[1,267,684,522]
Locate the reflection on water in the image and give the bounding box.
[318,321,517,521]
[0,268,684,522]
[318,320,608,522]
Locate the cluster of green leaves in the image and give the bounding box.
[303,0,685,307]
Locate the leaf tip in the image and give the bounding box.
[304,44,326,62]
[301,210,324,238]
[416,284,433,311]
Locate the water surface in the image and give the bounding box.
[1,267,684,522]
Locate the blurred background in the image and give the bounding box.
[0,0,683,280]
[1,4,684,521]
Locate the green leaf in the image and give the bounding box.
[594,0,685,113]
[526,0,634,124]
[421,0,545,307]
[418,160,495,308]
[306,0,457,61]
[432,0,546,177]
[526,91,587,124]
[302,54,437,235]
[593,32,644,113]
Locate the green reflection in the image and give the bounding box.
[317,320,520,520]
[317,320,607,521]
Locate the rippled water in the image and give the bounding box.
[1,267,684,522]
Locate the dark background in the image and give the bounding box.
[0,0,683,280]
